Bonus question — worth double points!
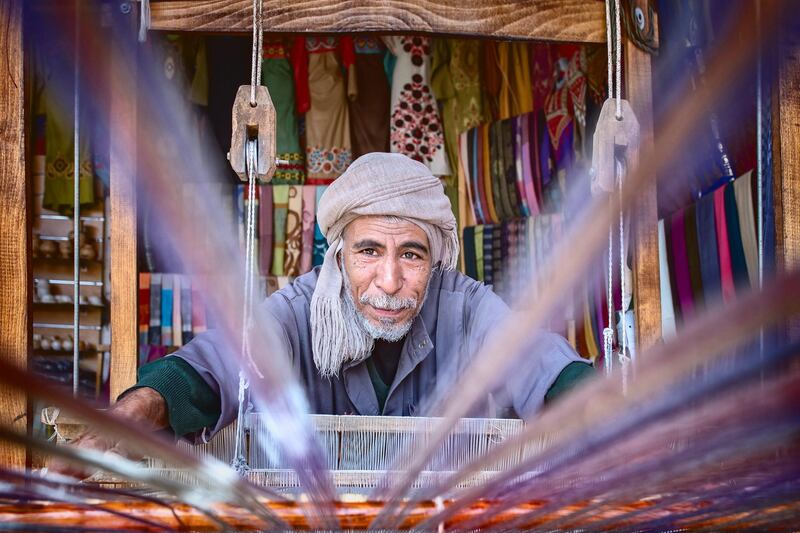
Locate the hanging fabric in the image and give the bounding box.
[695,193,722,305]
[657,220,677,338]
[293,36,356,184]
[349,36,390,158]
[284,185,303,276]
[300,185,317,274]
[733,171,759,288]
[271,185,290,277]
[261,39,305,184]
[384,36,450,176]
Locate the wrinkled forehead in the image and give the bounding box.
[342,215,430,247]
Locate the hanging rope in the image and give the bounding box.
[72,0,81,397]
[232,0,264,475]
[249,0,264,106]
[600,0,632,386]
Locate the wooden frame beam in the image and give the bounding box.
[774,14,800,339]
[0,0,30,468]
[150,0,606,42]
[626,34,662,351]
[108,6,139,401]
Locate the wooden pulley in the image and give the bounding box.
[590,98,640,195]
[228,84,277,182]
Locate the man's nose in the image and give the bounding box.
[374,257,403,295]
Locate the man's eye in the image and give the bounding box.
[402,251,420,260]
[360,249,377,256]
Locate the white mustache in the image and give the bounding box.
[359,293,417,311]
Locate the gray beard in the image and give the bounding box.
[314,260,429,379]
[343,282,415,342]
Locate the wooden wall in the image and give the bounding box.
[0,0,30,468]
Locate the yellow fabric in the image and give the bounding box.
[497,42,533,120]
[583,291,599,360]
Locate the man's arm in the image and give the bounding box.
[464,280,591,417]
[47,386,168,479]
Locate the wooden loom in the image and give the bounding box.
[2,0,800,531]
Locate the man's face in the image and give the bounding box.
[341,216,432,340]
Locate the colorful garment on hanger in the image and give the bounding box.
[271,185,290,276]
[483,224,494,287]
[489,122,513,220]
[312,185,329,267]
[657,220,677,338]
[262,39,304,183]
[670,209,695,320]
[384,36,450,176]
[259,185,273,277]
[180,275,193,345]
[463,226,477,280]
[32,48,95,214]
[458,131,478,227]
[481,41,501,121]
[349,36,390,158]
[724,182,749,291]
[300,185,317,274]
[544,45,586,168]
[733,170,759,288]
[684,204,705,309]
[496,41,533,120]
[474,225,484,281]
[713,185,736,303]
[284,185,303,276]
[695,193,721,305]
[501,118,524,217]
[293,36,355,183]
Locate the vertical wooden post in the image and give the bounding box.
[773,16,800,340]
[0,0,30,467]
[625,37,662,351]
[109,2,139,401]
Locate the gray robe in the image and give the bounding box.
[174,267,584,441]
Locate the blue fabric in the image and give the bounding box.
[695,193,721,305]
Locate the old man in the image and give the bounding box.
[64,153,592,459]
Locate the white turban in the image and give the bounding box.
[310,152,459,377]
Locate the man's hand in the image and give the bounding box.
[46,387,170,480]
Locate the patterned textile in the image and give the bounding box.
[262,39,305,183]
[482,224,494,287]
[32,47,95,214]
[284,185,303,276]
[300,185,317,274]
[259,185,273,276]
[293,36,355,183]
[349,36,390,158]
[384,36,450,176]
[463,226,477,280]
[271,185,290,276]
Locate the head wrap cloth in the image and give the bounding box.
[310,153,459,376]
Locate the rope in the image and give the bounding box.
[138,0,151,42]
[603,221,614,376]
[614,0,622,119]
[249,0,264,106]
[72,0,81,397]
[233,0,265,473]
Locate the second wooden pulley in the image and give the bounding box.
[228,84,277,182]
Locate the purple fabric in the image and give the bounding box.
[520,113,540,216]
[670,210,695,318]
